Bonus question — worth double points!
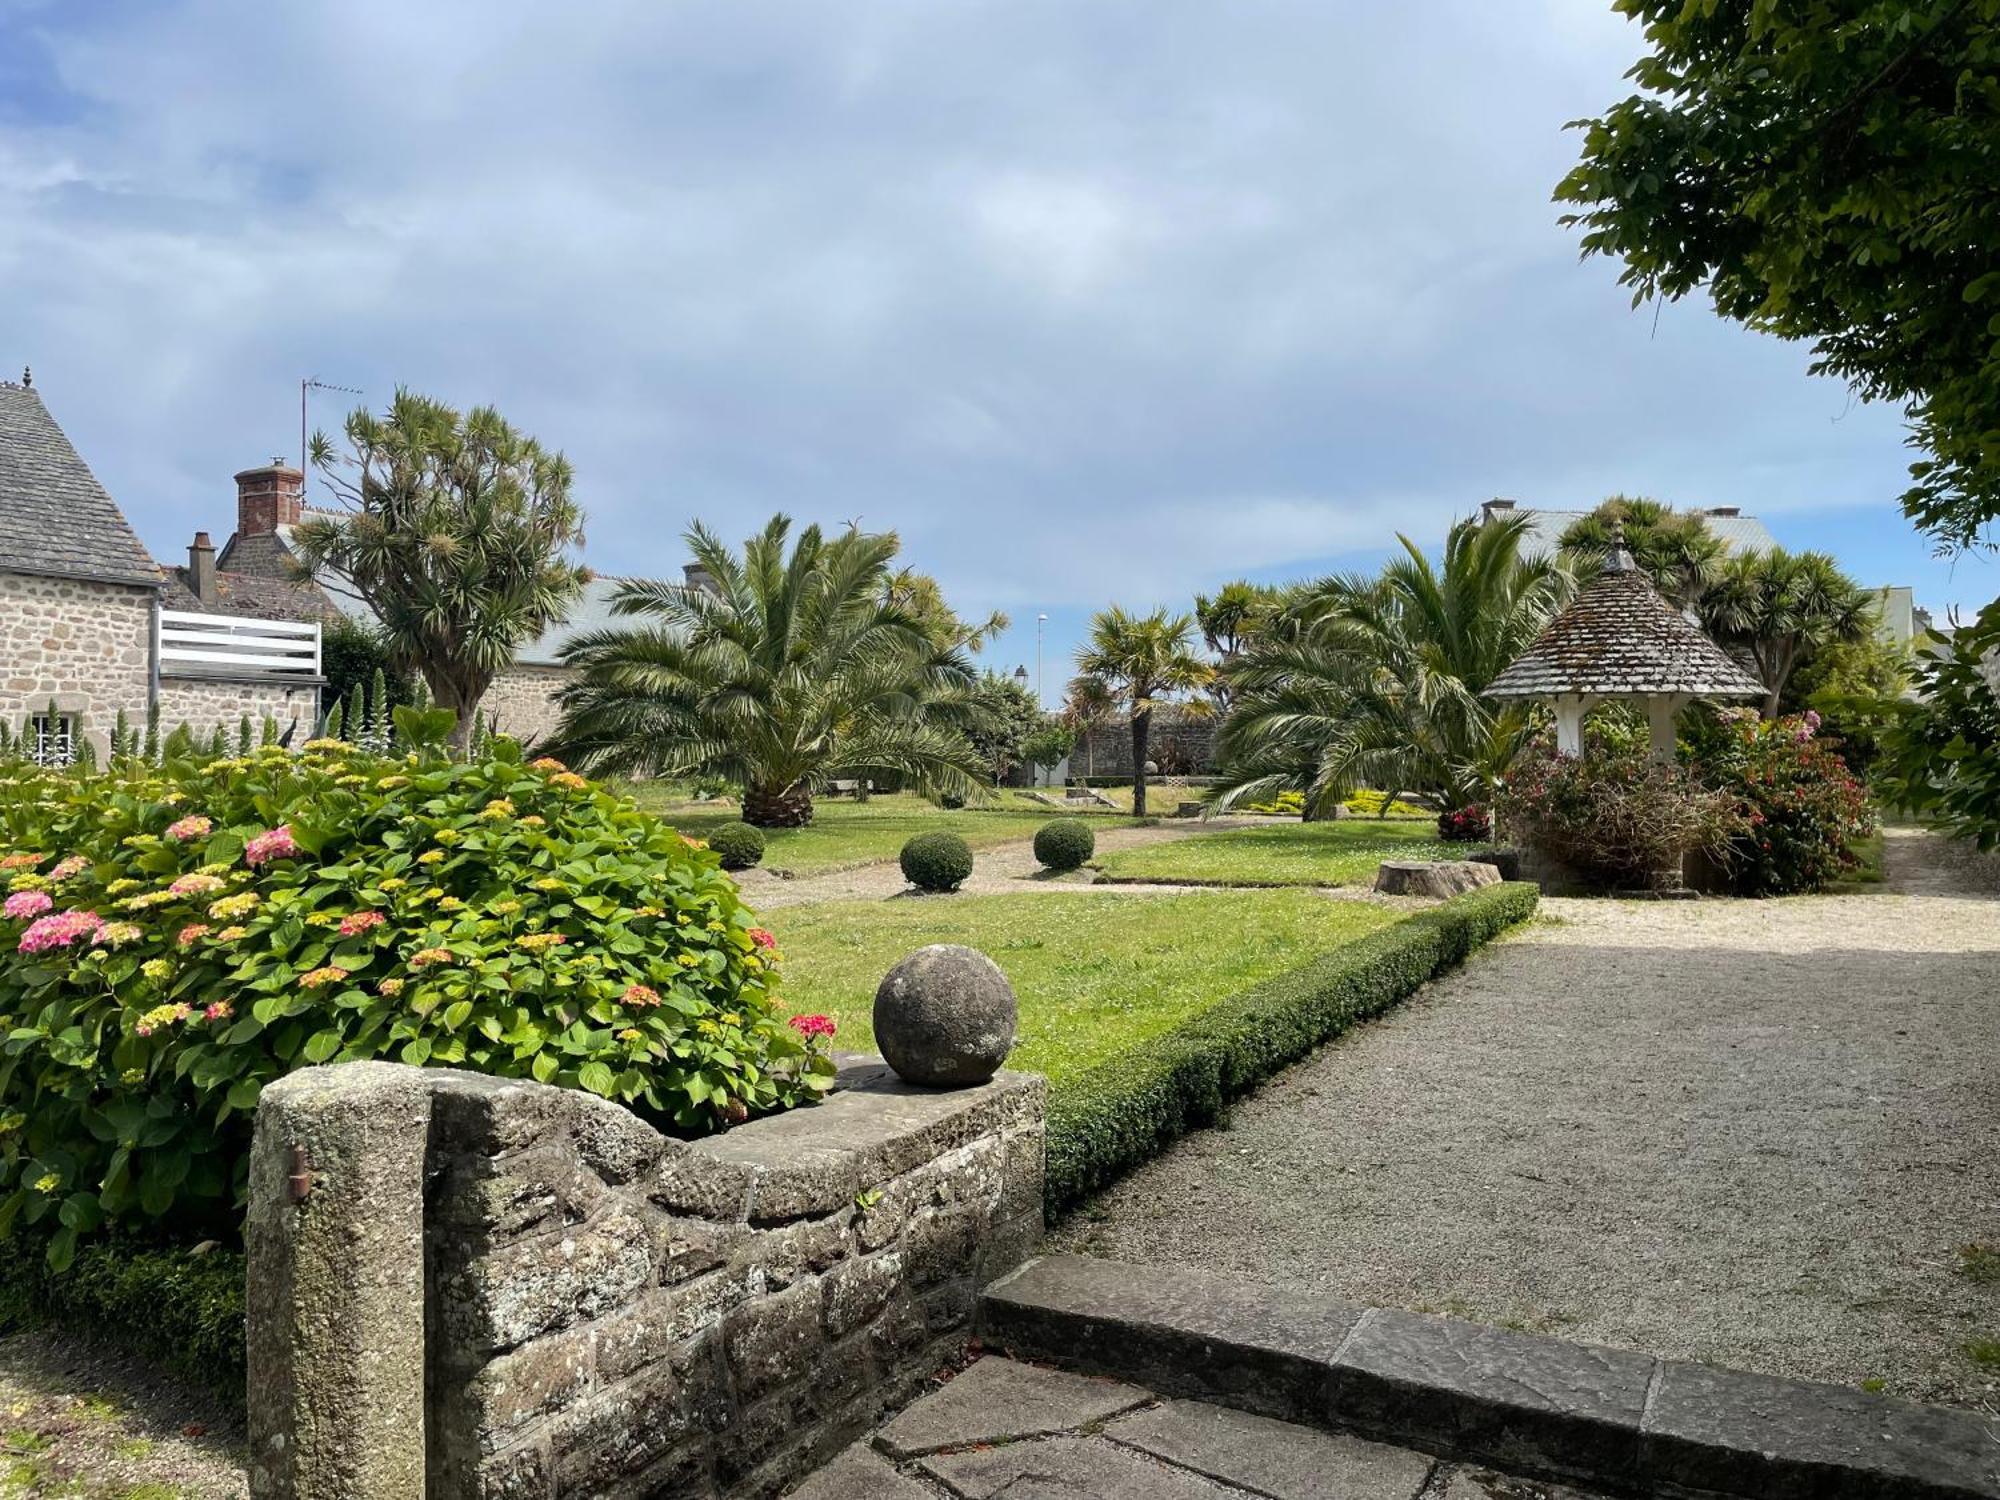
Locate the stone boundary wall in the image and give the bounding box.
[483,665,572,751]
[248,1058,1045,1499]
[158,675,319,747]
[1077,716,1217,778]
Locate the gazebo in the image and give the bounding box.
[1485,528,1763,759]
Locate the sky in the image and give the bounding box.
[2,0,1992,702]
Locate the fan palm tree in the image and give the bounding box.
[1213,515,1574,817]
[1073,608,1212,816]
[1060,674,1117,780]
[1700,547,1877,717]
[546,516,984,826]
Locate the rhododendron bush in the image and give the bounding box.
[0,739,834,1266]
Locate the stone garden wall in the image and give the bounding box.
[482,664,572,750]
[0,569,153,758]
[157,674,318,746]
[248,1057,1045,1499]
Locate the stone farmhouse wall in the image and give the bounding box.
[157,675,317,747]
[0,569,153,759]
[482,664,572,750]
[248,1058,1044,1500]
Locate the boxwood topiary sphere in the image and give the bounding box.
[900,830,974,893]
[1033,817,1095,872]
[706,820,766,871]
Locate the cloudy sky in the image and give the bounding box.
[3,0,1990,697]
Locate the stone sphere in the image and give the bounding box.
[873,944,1017,1087]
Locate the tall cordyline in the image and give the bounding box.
[1072,608,1212,816]
[289,389,589,752]
[1213,515,1574,818]
[546,515,985,827]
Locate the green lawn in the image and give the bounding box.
[1096,818,1453,887]
[623,789,1140,876]
[766,889,1402,1082]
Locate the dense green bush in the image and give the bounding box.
[1688,710,1875,895]
[0,739,834,1265]
[1044,882,1538,1215]
[0,1237,245,1394]
[1032,818,1095,872]
[1495,741,1742,889]
[1873,604,2000,848]
[899,831,973,892]
[705,821,766,871]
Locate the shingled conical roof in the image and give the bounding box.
[1485,534,1763,702]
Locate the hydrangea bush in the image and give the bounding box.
[1687,709,1875,896]
[0,739,835,1266]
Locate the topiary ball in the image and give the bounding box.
[706,821,766,871]
[1033,817,1095,872]
[874,944,1017,1086]
[900,831,974,893]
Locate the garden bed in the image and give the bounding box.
[1092,819,1452,888]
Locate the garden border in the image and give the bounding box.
[1043,880,1538,1215]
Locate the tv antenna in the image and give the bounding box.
[300,378,364,498]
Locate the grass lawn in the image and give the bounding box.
[622,789,1141,877]
[1096,818,1453,887]
[767,889,1402,1082]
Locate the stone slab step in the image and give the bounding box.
[979,1254,2000,1500]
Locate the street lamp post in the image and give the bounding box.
[1036,613,1048,705]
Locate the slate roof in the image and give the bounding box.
[511,575,634,666]
[1479,502,1777,560]
[1486,548,1764,701]
[158,564,344,623]
[0,381,163,588]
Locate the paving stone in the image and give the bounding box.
[983,1254,1366,1422]
[875,1355,1149,1458]
[1108,1399,1435,1499]
[1640,1359,2000,1500]
[1438,1465,1614,1500]
[920,1434,1246,1498]
[787,1440,934,1500]
[1329,1307,1653,1484]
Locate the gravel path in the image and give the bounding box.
[1054,827,2000,1409]
[0,1328,246,1497]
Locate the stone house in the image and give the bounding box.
[0,377,327,763]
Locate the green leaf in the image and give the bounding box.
[442,1000,473,1032]
[204,831,246,868]
[530,1052,560,1084]
[400,1037,432,1067]
[226,1079,262,1111]
[302,1030,343,1065]
[576,1061,616,1097]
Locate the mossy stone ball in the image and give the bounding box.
[873,944,1017,1087]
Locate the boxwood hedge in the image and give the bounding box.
[1044,880,1537,1216]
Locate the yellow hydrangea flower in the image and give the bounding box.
[418,849,446,865]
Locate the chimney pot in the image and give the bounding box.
[188,531,218,608]
[235,460,305,539]
[1707,506,1740,517]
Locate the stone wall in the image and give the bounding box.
[482,664,573,750]
[248,1057,1045,1499]
[1076,713,1217,778]
[0,568,152,758]
[158,676,319,747]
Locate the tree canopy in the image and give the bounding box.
[1073,607,1212,815]
[1556,1,2000,548]
[293,390,589,748]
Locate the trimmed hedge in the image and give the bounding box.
[1033,818,1095,872]
[705,820,766,871]
[900,831,974,893]
[0,1235,245,1397]
[1043,880,1537,1216]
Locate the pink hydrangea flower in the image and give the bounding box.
[169,873,226,897]
[3,890,53,921]
[245,826,299,867]
[747,927,777,951]
[622,983,662,1008]
[166,815,213,842]
[48,855,89,882]
[788,1013,836,1040]
[338,910,386,938]
[17,909,104,954]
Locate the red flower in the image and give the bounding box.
[788,1013,836,1040]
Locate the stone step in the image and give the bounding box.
[979,1254,2000,1500]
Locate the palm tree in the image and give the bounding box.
[1073,608,1212,816]
[1558,496,1725,609]
[1213,515,1574,817]
[546,516,984,826]
[1060,675,1116,780]
[1700,547,1878,717]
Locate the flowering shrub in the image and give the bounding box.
[1435,804,1491,842]
[1496,742,1744,889]
[0,740,834,1265]
[1689,710,1875,895]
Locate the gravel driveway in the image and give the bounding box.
[1055,828,2000,1409]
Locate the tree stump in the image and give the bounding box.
[1373,860,1502,898]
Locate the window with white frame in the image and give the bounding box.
[29,712,76,767]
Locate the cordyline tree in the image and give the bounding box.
[1072,607,1212,816]
[292,390,588,750]
[1556,1,2000,550]
[546,515,983,826]
[1557,496,1724,610]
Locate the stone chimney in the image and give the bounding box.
[188,531,218,608]
[683,562,719,596]
[235,457,304,538]
[1480,498,1517,523]
[1706,506,1741,518]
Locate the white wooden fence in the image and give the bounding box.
[156,607,322,679]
